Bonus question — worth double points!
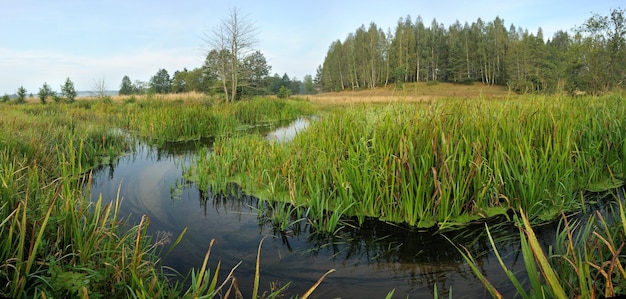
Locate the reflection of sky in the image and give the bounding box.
[88,136,543,298]
[266,117,311,143]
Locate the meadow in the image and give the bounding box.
[1,87,626,297]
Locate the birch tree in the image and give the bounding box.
[204,7,258,102]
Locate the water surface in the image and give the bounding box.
[88,132,558,298]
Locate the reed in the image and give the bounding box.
[114,96,313,146]
[0,98,323,298]
[189,94,626,233]
[457,196,626,298]
[0,102,182,298]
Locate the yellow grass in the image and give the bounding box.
[20,92,213,103]
[306,82,511,105]
[19,83,510,105]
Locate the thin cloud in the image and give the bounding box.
[0,48,198,93]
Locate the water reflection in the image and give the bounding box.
[87,140,538,298]
[266,117,314,142]
[87,124,626,298]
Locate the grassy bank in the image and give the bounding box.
[0,102,170,298]
[3,92,625,297]
[189,94,626,232]
[0,97,317,298]
[115,95,315,145]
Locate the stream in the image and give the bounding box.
[86,119,604,298]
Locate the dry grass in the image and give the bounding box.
[18,92,212,103]
[85,91,213,102]
[19,83,509,105]
[306,82,512,105]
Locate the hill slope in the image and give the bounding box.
[308,82,510,104]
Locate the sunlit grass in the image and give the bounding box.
[0,96,322,298]
[4,92,626,297]
[189,94,626,234]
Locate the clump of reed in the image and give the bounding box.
[457,194,626,298]
[114,96,314,146]
[0,104,129,177]
[189,94,626,233]
[0,98,327,298]
[0,103,179,297]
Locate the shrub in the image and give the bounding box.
[16,86,27,104]
[277,86,292,99]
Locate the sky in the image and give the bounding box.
[0,0,621,94]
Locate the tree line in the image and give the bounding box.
[119,8,317,100]
[1,78,78,104]
[319,8,626,94]
[118,62,317,98]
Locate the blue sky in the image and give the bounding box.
[0,0,621,94]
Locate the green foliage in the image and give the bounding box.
[576,8,626,92]
[303,74,317,94]
[149,68,171,94]
[188,94,626,233]
[171,69,187,93]
[61,77,77,103]
[119,75,134,95]
[15,86,27,104]
[123,95,137,104]
[38,82,52,104]
[241,51,271,97]
[459,203,626,298]
[392,67,407,89]
[319,10,626,94]
[203,8,260,102]
[1,93,10,103]
[0,100,319,298]
[276,85,292,98]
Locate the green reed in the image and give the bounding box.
[1,97,323,298]
[457,198,626,298]
[189,94,626,233]
[0,103,176,298]
[115,96,314,145]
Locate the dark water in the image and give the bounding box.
[86,125,589,298]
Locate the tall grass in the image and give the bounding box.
[0,102,183,298]
[457,196,626,298]
[115,96,314,145]
[0,97,323,298]
[189,94,626,233]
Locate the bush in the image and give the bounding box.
[460,78,474,85]
[16,86,27,104]
[276,86,292,99]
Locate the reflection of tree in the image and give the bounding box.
[298,218,524,295]
[198,183,257,218]
[85,136,626,297]
[194,180,527,295]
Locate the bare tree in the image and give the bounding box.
[92,76,108,98]
[204,7,258,102]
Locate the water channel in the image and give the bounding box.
[86,119,607,298]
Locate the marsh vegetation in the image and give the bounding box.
[2,90,626,298]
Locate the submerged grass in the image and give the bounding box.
[189,94,626,233]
